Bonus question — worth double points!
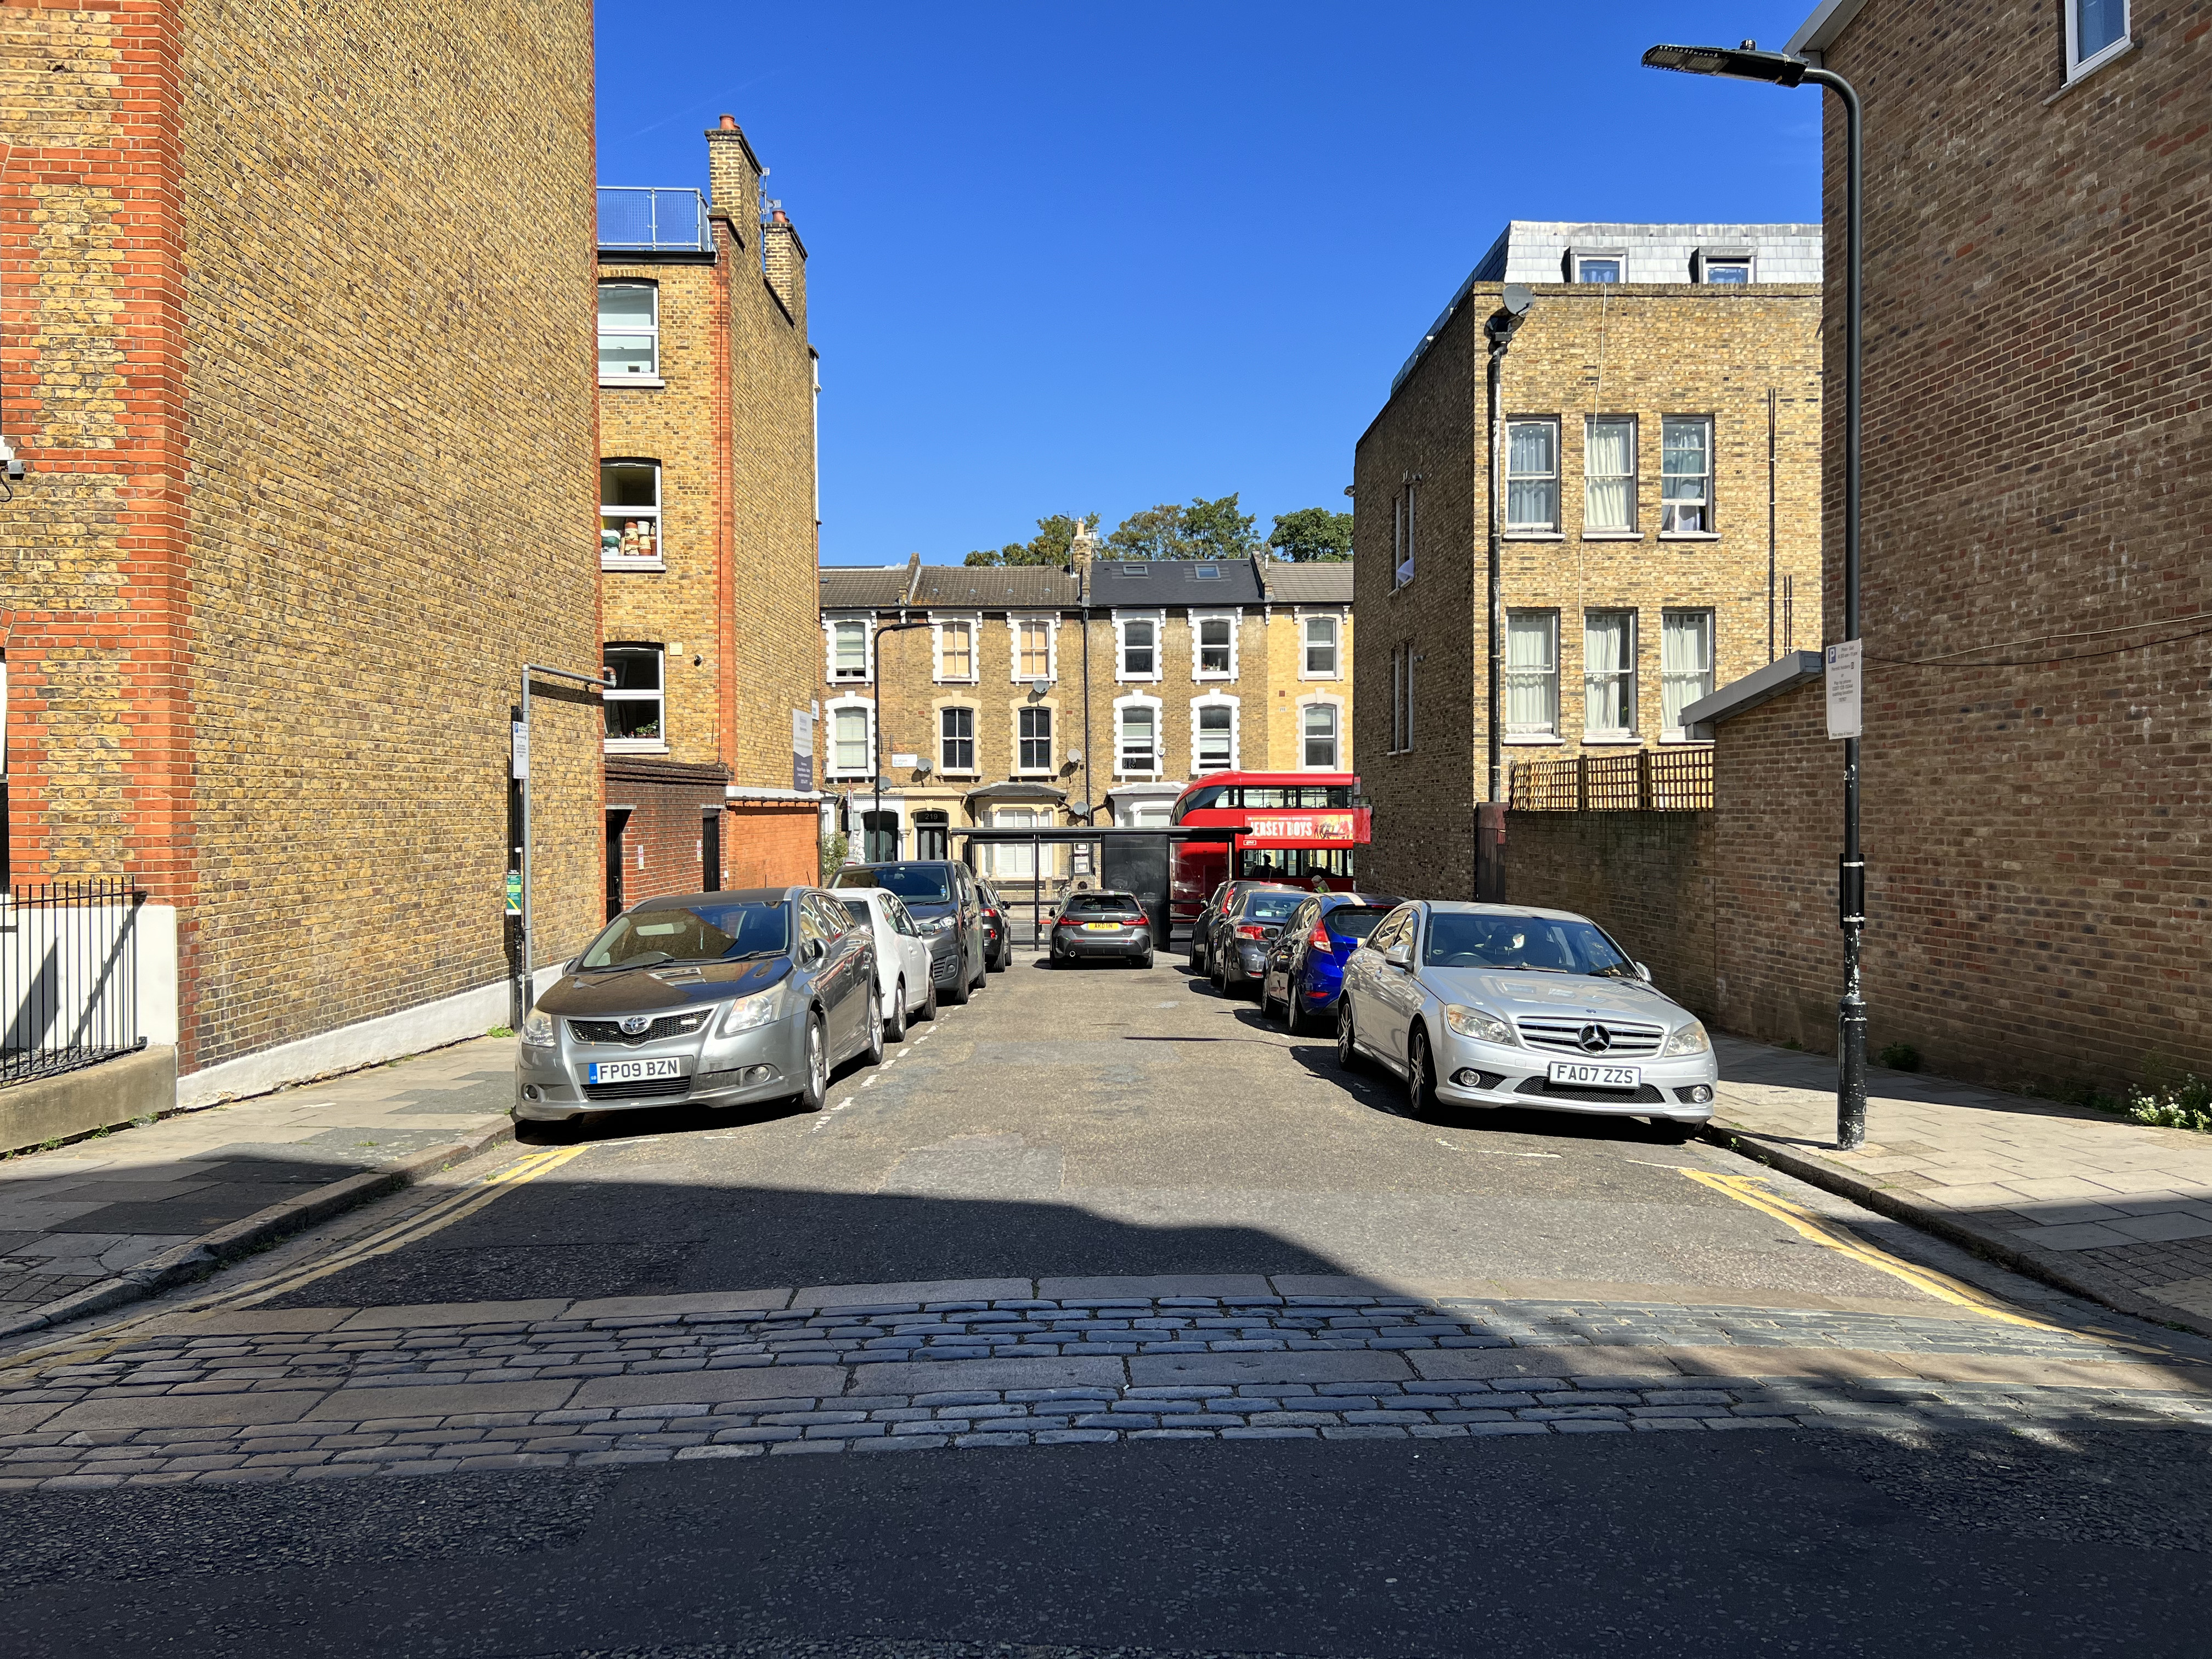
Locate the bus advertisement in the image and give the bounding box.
[1166,771,1368,931]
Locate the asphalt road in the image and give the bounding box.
[262,954,1980,1310]
[5,952,2207,1657]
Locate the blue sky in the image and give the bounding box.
[594,2,1826,566]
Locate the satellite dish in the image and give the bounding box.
[1502,283,1533,317]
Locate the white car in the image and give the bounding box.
[1336,900,1719,1139]
[830,887,938,1040]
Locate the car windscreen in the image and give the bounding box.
[1421,913,1634,978]
[1065,893,1143,917]
[1235,892,1305,923]
[580,901,789,969]
[1323,905,1392,942]
[842,865,951,902]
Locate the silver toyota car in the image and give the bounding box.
[514,886,879,1131]
[1335,900,1718,1138]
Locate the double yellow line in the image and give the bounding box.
[1680,1166,2168,1353]
[5,1143,590,1378]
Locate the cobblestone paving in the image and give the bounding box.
[3,1288,2207,1489]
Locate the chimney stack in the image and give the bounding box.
[703,114,760,233]
[761,200,807,323]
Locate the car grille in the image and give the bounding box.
[582,1076,691,1102]
[1515,1077,1666,1104]
[568,1011,710,1047]
[1515,1017,1664,1057]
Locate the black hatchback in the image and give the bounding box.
[1048,889,1155,968]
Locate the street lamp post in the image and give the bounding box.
[1641,40,1867,1150]
[1481,284,1534,907]
[867,616,932,864]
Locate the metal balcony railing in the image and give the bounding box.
[597,188,713,254]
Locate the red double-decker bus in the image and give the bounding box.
[1166,771,1369,932]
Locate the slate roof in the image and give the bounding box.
[910,566,1082,609]
[819,567,910,610]
[1260,561,1354,605]
[1084,557,1263,609]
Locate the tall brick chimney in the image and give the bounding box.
[704,114,759,235]
[761,204,807,324]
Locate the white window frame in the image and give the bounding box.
[597,281,661,385]
[825,616,873,684]
[1009,613,1060,684]
[1572,250,1626,283]
[2065,0,2131,80]
[1114,611,1164,683]
[1113,692,1164,777]
[825,696,876,780]
[1189,693,1239,775]
[1298,610,1342,680]
[1660,415,1717,537]
[600,460,664,570]
[1296,695,1344,771]
[937,703,978,775]
[1697,255,1753,285]
[1505,417,1562,534]
[1015,703,1055,775]
[932,614,980,684]
[1504,610,1560,742]
[1661,610,1717,743]
[1583,610,1639,742]
[1393,479,1418,589]
[602,644,668,754]
[1190,612,1238,682]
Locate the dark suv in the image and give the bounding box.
[1187,879,1298,978]
[1206,885,1310,997]
[832,861,989,1005]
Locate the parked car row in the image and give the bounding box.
[516,857,1007,1132]
[1192,879,1719,1138]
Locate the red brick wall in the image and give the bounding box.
[726,803,816,891]
[606,770,727,909]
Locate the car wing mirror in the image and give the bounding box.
[1634,962,1652,983]
[799,939,825,968]
[1384,943,1412,969]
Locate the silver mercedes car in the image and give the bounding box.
[1335,900,1718,1138]
[514,886,879,1130]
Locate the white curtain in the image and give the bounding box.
[1584,419,1635,531]
[1583,613,1635,736]
[1505,613,1557,736]
[832,707,867,772]
[1662,612,1714,736]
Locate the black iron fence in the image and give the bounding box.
[2,878,146,1086]
[1510,749,1714,812]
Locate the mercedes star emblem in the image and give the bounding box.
[1577,1024,1612,1053]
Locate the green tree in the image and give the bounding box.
[1107,493,1260,560]
[1267,506,1354,562]
[964,512,1098,567]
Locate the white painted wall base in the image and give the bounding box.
[176,966,561,1110]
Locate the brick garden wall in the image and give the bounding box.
[1506,809,1717,1019]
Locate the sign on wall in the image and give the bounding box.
[792,708,814,792]
[510,719,529,780]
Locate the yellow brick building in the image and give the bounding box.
[1354,222,1823,899]
[596,117,821,910]
[816,538,1355,894]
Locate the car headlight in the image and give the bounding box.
[520,1011,556,1047]
[917,915,955,935]
[720,988,783,1035]
[1443,1005,1515,1046]
[1663,1020,1712,1057]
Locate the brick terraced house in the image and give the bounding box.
[596,117,820,915]
[817,533,1355,895]
[0,0,600,1108]
[1353,222,1824,900]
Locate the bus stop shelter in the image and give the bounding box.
[951,825,1242,952]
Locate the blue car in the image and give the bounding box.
[1259,891,1405,1034]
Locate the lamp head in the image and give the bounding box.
[1641,42,1809,85]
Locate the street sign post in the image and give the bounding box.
[1825,639,1862,740]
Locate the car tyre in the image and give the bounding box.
[1336,1000,1365,1073]
[797,1012,828,1111]
[989,940,1008,973]
[918,974,939,1023]
[862,996,885,1068]
[885,980,907,1044]
[1284,974,1306,1035]
[944,956,970,1005]
[1407,1026,1440,1120]
[1189,940,1206,975]
[1138,950,1155,970]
